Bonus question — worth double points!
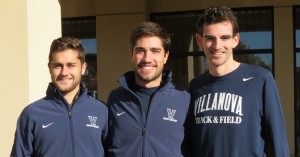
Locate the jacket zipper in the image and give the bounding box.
[59,90,77,157]
[138,99,146,157]
[68,110,76,157]
[140,93,157,157]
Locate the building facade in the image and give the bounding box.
[1,0,300,156]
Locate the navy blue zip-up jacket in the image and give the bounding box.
[11,82,108,157]
[106,71,191,157]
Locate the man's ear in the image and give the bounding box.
[163,51,169,64]
[48,62,51,72]
[81,62,87,75]
[129,49,133,61]
[232,33,240,48]
[195,33,203,48]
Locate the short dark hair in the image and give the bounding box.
[196,6,239,36]
[49,37,85,63]
[129,22,171,52]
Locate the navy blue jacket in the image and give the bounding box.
[106,71,191,157]
[11,82,108,157]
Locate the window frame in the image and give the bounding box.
[293,5,300,157]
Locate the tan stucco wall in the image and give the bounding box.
[274,6,295,154]
[0,0,61,156]
[60,0,96,17]
[96,0,147,101]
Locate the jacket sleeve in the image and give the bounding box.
[103,91,114,156]
[262,72,289,157]
[182,91,193,157]
[10,109,34,157]
[102,103,109,144]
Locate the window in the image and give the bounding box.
[151,7,273,88]
[294,6,300,157]
[62,17,98,98]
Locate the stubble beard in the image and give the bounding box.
[54,77,81,95]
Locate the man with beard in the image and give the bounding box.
[105,22,191,157]
[11,37,108,157]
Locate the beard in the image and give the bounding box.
[133,67,163,86]
[53,77,82,95]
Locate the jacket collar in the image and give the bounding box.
[45,82,88,106]
[118,70,173,92]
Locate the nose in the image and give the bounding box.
[212,38,222,50]
[142,51,152,62]
[60,65,68,76]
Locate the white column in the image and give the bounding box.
[0,0,61,156]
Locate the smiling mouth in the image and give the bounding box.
[138,64,156,72]
[211,51,225,55]
[58,77,71,83]
[141,66,154,70]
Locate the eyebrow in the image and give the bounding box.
[134,47,145,51]
[134,47,162,51]
[204,35,232,39]
[51,62,77,66]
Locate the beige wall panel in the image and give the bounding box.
[96,0,145,15]
[150,0,300,12]
[274,7,294,155]
[97,14,145,102]
[61,0,96,17]
[0,1,29,156]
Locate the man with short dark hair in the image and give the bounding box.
[106,22,191,157]
[188,6,289,157]
[11,37,108,157]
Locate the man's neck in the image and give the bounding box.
[63,86,80,106]
[209,61,240,77]
[135,76,163,88]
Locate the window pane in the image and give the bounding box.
[151,12,199,53]
[238,32,272,49]
[297,30,300,48]
[62,17,96,39]
[297,52,300,157]
[81,39,97,92]
[164,57,188,88]
[297,53,300,67]
[165,56,207,89]
[234,53,272,71]
[81,39,97,54]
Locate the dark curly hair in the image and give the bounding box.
[196,6,239,36]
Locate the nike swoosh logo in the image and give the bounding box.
[42,122,54,128]
[117,111,126,116]
[243,77,254,81]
